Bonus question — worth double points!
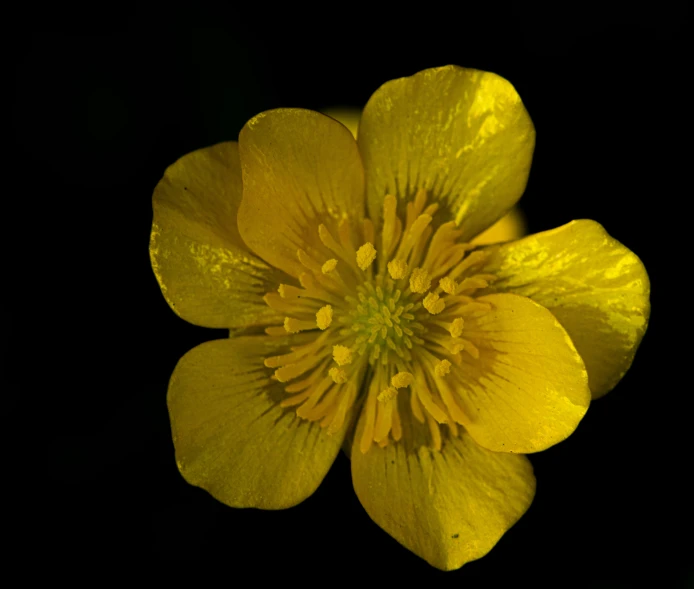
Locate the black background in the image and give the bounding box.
[12,7,690,585]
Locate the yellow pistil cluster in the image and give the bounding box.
[262,188,498,451]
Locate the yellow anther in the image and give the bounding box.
[332,345,353,366]
[377,386,398,403]
[284,317,300,333]
[316,305,333,330]
[329,367,349,384]
[435,359,452,377]
[449,317,465,338]
[439,276,458,294]
[321,259,338,274]
[278,284,303,298]
[423,292,445,315]
[284,317,315,333]
[409,267,431,293]
[391,371,414,389]
[387,259,408,280]
[449,342,466,354]
[356,242,377,270]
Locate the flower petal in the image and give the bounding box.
[238,109,365,278]
[168,335,349,509]
[358,66,535,240]
[150,142,286,328]
[471,206,526,245]
[351,419,535,571]
[479,220,650,398]
[322,107,360,138]
[453,293,590,453]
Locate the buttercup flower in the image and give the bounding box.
[150,66,650,570]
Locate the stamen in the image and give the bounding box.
[396,214,432,262]
[449,317,465,338]
[391,371,414,389]
[387,259,408,280]
[426,413,443,451]
[264,335,328,368]
[284,317,317,333]
[423,292,445,315]
[265,326,288,336]
[435,359,452,377]
[326,380,358,435]
[381,194,399,260]
[332,345,353,366]
[362,218,375,245]
[321,259,338,274]
[274,353,326,383]
[373,393,394,443]
[409,267,431,293]
[264,292,318,314]
[457,274,496,293]
[297,249,324,274]
[439,276,458,294]
[413,363,449,423]
[337,217,355,251]
[318,224,344,256]
[356,242,377,270]
[261,184,497,454]
[377,386,398,403]
[278,284,305,299]
[462,339,480,359]
[329,367,348,384]
[359,376,381,454]
[316,305,333,330]
[410,386,425,423]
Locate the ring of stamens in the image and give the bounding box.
[262,188,497,452]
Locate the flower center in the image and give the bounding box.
[262,189,498,452]
[343,280,424,366]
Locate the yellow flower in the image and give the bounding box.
[150,65,650,571]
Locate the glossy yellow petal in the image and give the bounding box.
[479,220,650,398]
[358,66,535,240]
[351,413,535,571]
[471,206,526,245]
[238,109,365,278]
[168,335,350,509]
[322,107,360,138]
[452,293,590,453]
[150,142,286,328]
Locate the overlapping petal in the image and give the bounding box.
[358,66,535,240]
[450,293,590,453]
[238,109,365,278]
[478,220,650,398]
[150,142,286,328]
[168,335,350,509]
[351,413,535,571]
[471,206,526,245]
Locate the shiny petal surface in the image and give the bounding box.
[238,109,365,278]
[358,66,535,240]
[150,142,286,328]
[351,419,535,571]
[479,220,650,398]
[168,336,349,509]
[455,293,590,453]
